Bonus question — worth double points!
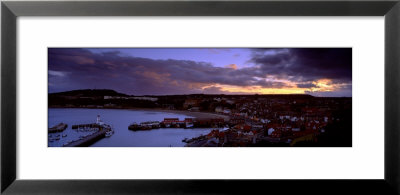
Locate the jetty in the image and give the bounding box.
[72,123,102,131]
[63,115,114,147]
[48,123,68,133]
[63,127,108,147]
[128,121,160,131]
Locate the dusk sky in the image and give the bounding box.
[48,48,352,97]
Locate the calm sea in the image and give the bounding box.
[48,108,219,147]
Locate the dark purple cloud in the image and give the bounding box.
[249,48,352,83]
[297,83,319,88]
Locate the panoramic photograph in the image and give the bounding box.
[48,48,352,147]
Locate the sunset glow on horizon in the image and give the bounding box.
[192,78,347,95]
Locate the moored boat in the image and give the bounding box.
[105,130,114,137]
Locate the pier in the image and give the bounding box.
[72,123,101,130]
[64,115,114,147]
[63,127,108,147]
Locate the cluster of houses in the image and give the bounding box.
[184,96,351,147]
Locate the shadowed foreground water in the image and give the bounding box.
[48,108,219,147]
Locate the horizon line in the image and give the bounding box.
[48,88,352,98]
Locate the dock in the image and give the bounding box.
[63,127,107,147]
[63,115,113,147]
[72,123,101,130]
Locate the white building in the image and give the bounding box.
[268,128,275,136]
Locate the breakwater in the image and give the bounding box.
[63,115,114,147]
[63,127,108,147]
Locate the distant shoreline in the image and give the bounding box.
[136,109,230,121]
[48,107,230,121]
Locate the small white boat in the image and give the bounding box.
[105,130,114,137]
[185,123,194,128]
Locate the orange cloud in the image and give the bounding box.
[64,56,95,65]
[205,84,306,94]
[225,64,238,70]
[309,79,347,92]
[136,71,171,84]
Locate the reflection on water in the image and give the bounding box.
[48,108,217,147]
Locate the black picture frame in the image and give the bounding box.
[1,0,399,194]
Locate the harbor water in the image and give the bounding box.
[48,108,219,147]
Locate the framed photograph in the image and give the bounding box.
[2,0,399,194]
[47,47,352,148]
